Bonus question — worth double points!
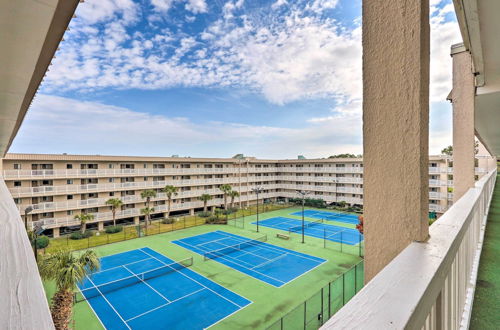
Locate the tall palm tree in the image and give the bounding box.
[105,198,123,226]
[141,190,157,225]
[198,193,212,213]
[141,207,154,225]
[39,250,100,329]
[229,190,240,209]
[219,184,232,210]
[74,213,94,234]
[163,185,178,218]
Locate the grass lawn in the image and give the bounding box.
[43,207,363,329]
[470,173,500,329]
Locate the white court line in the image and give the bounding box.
[122,265,171,303]
[90,257,153,275]
[216,230,325,263]
[196,235,237,247]
[139,248,248,308]
[125,288,206,323]
[84,275,132,330]
[251,253,287,270]
[175,241,286,287]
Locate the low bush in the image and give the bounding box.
[69,231,94,240]
[105,225,123,234]
[197,211,212,218]
[162,218,174,224]
[35,235,50,249]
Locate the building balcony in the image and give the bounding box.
[322,170,497,329]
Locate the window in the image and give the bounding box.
[13,198,21,204]
[67,195,73,200]
[42,180,51,185]
[144,164,147,168]
[13,164,21,170]
[109,178,114,183]
[67,210,74,216]
[67,180,73,184]
[109,192,115,196]
[109,164,114,169]
[14,181,21,187]
[144,177,148,181]
[66,164,73,169]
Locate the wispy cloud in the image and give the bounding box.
[12,95,362,158]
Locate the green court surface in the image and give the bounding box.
[43,207,363,329]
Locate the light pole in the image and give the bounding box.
[252,187,264,232]
[297,190,310,243]
[24,206,33,232]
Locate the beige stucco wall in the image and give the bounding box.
[452,49,476,202]
[362,0,430,282]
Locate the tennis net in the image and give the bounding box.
[203,235,267,261]
[288,219,323,234]
[75,256,193,303]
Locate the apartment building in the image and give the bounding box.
[2,153,494,238]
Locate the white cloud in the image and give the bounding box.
[185,0,208,14]
[12,95,362,158]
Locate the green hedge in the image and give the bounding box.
[69,231,94,240]
[35,235,50,249]
[105,225,123,234]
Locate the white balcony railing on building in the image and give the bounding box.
[322,169,496,330]
[33,198,226,229]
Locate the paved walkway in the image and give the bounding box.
[470,173,500,329]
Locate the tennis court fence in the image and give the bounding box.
[203,235,268,261]
[44,203,292,254]
[323,229,364,257]
[74,256,193,303]
[266,260,364,330]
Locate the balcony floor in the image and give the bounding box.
[470,173,500,329]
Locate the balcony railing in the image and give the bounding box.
[321,169,496,329]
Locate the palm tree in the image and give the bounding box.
[105,198,123,226]
[219,184,232,210]
[229,190,240,209]
[39,250,100,329]
[198,193,212,213]
[141,207,154,225]
[74,213,94,234]
[163,185,178,218]
[141,190,157,225]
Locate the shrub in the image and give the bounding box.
[69,231,94,240]
[162,218,174,224]
[35,235,50,249]
[197,211,212,218]
[105,225,123,234]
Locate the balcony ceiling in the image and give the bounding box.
[0,0,79,157]
[454,0,500,156]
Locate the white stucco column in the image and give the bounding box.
[52,227,60,238]
[451,44,476,202]
[98,221,104,231]
[363,0,430,282]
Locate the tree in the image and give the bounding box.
[74,213,94,234]
[162,185,178,218]
[219,184,232,209]
[105,198,123,226]
[141,207,154,225]
[229,190,240,209]
[328,154,361,158]
[356,215,364,235]
[441,145,453,156]
[141,190,157,225]
[199,193,213,212]
[39,250,100,329]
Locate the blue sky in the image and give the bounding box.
[11,0,461,158]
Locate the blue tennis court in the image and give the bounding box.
[77,247,251,330]
[172,231,325,287]
[254,217,363,245]
[291,209,360,225]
